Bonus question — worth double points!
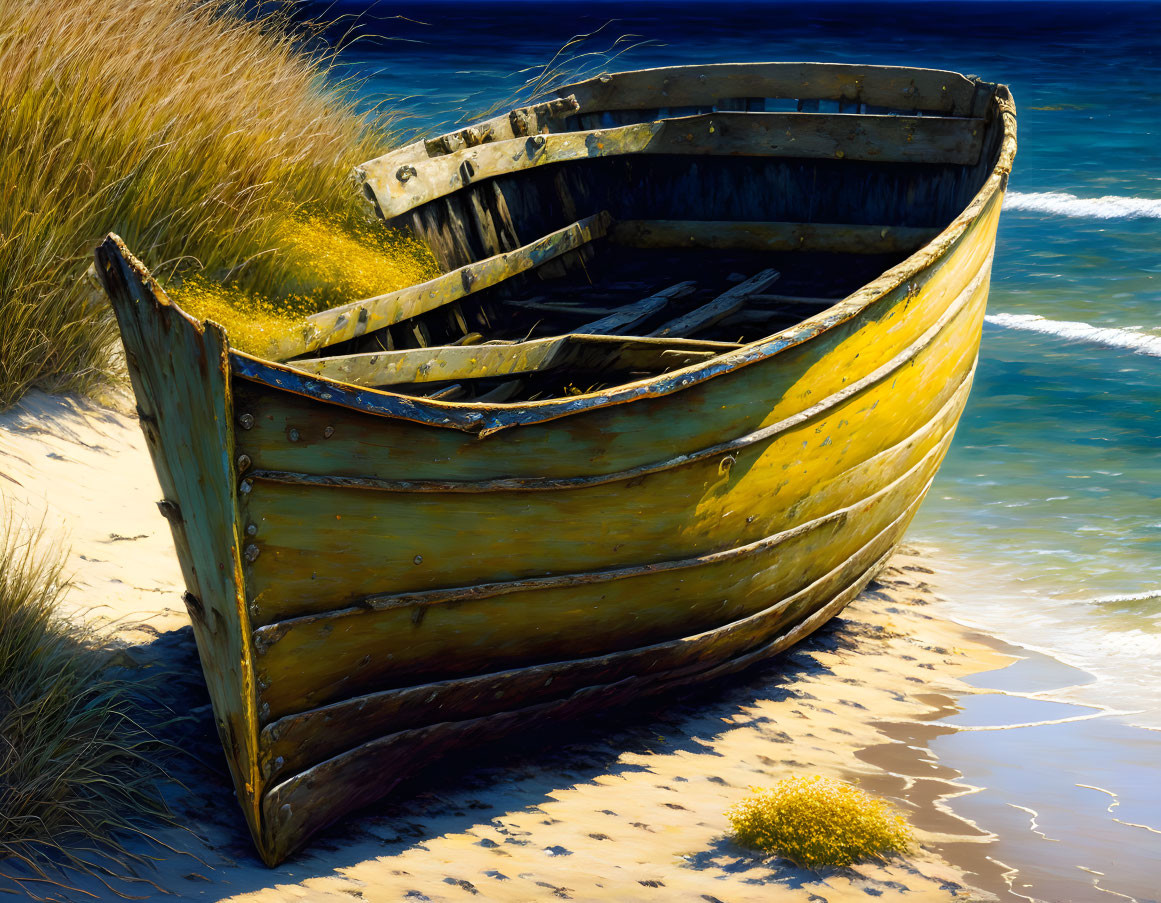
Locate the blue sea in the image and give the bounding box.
[308,0,1161,716]
[311,5,1160,894]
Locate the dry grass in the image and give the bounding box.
[0,0,402,408]
[0,517,170,894]
[726,776,914,868]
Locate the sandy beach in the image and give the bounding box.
[3,389,1158,903]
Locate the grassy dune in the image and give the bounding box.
[0,518,169,891]
[0,0,433,407]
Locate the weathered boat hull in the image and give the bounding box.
[95,62,1015,865]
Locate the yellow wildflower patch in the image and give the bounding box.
[725,775,913,868]
[170,277,308,357]
[274,213,441,303]
[171,213,441,355]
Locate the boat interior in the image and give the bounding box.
[265,65,1008,406]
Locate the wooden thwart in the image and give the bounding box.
[291,334,732,389]
[610,220,941,255]
[265,211,613,361]
[649,270,781,338]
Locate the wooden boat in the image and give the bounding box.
[94,62,1016,865]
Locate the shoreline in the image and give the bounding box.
[1,390,1156,902]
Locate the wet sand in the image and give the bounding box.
[2,390,1158,902]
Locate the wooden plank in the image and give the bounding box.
[609,220,941,255]
[255,463,939,785]
[649,270,781,338]
[93,236,265,855]
[364,112,987,218]
[263,212,612,361]
[257,531,900,862]
[560,62,982,117]
[481,281,697,404]
[289,334,727,388]
[249,432,948,718]
[574,281,696,335]
[296,336,572,386]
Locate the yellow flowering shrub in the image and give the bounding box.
[171,213,440,355]
[725,776,913,868]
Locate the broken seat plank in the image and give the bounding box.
[648,270,781,339]
[574,281,697,336]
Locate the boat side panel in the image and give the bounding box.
[93,237,265,848]
[253,422,957,720]
[259,512,911,863]
[257,379,969,784]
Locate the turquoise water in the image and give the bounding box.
[314,0,1161,719]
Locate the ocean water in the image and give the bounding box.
[309,1,1161,717]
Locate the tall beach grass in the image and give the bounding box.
[0,0,429,408]
[0,517,170,894]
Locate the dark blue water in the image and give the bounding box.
[312,0,1161,719]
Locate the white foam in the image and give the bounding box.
[1004,191,1161,219]
[984,313,1161,358]
[1083,589,1161,606]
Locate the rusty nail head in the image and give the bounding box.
[237,454,251,471]
[323,426,335,438]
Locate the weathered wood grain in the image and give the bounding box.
[258,525,909,861]
[252,439,950,720]
[611,221,941,254]
[649,269,781,338]
[573,281,696,335]
[262,212,612,361]
[240,265,987,646]
[364,112,987,217]
[286,334,724,388]
[562,63,985,117]
[93,237,264,853]
[257,467,944,785]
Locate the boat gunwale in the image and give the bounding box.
[229,75,1014,436]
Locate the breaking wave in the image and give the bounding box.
[1083,590,1161,606]
[985,313,1161,358]
[1003,191,1161,219]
